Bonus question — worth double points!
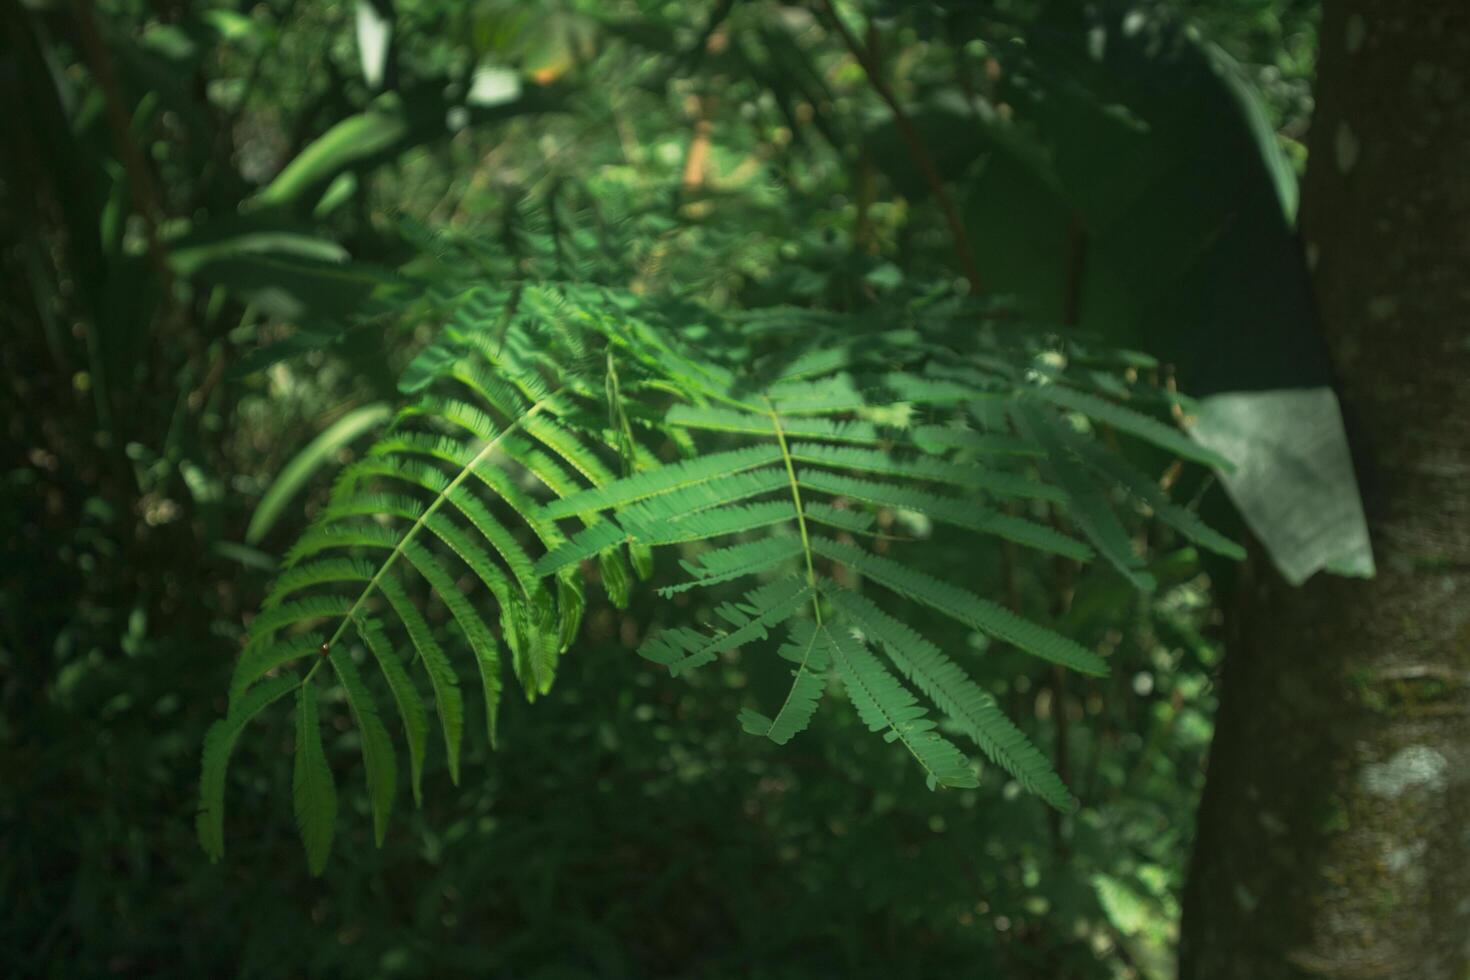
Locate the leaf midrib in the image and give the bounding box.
[301,393,558,685]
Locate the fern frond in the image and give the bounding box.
[534,520,631,576]
[378,574,464,783]
[788,442,1065,502]
[543,445,784,517]
[353,617,429,805]
[1030,383,1231,470]
[624,501,797,546]
[210,259,1237,865]
[248,595,355,637]
[669,405,883,444]
[826,626,979,791]
[639,577,814,676]
[738,620,830,745]
[876,371,979,407]
[1067,433,1245,559]
[823,584,1075,810]
[803,501,877,534]
[228,633,322,706]
[284,522,399,565]
[398,541,508,736]
[796,469,1091,560]
[198,672,298,861]
[765,373,869,415]
[808,536,1109,677]
[661,536,807,595]
[1010,403,1157,591]
[263,559,376,608]
[317,491,425,524]
[648,467,792,515]
[328,647,397,845]
[911,424,1040,457]
[292,683,337,876]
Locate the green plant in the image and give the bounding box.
[199,230,1240,871]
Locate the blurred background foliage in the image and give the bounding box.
[2,0,1316,976]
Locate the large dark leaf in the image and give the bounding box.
[953,12,1372,583]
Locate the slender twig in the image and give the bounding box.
[766,399,824,627]
[816,0,982,294]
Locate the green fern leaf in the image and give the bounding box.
[788,443,1065,503]
[1068,435,1246,559]
[328,647,397,845]
[197,672,298,861]
[809,536,1109,677]
[911,424,1041,457]
[739,620,830,745]
[353,617,429,805]
[228,633,322,706]
[378,575,464,783]
[292,682,337,876]
[535,519,630,576]
[398,541,507,741]
[797,469,1091,560]
[1030,383,1231,470]
[209,259,1240,867]
[803,501,877,534]
[878,371,981,407]
[827,626,979,791]
[1010,403,1157,591]
[544,445,783,517]
[640,578,813,676]
[823,584,1075,810]
[263,558,375,608]
[248,595,354,637]
[660,537,806,596]
[285,522,399,565]
[318,490,425,524]
[766,373,869,415]
[598,549,633,609]
[623,501,796,546]
[668,405,883,444]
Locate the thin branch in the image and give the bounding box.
[816,0,982,294]
[766,399,825,628]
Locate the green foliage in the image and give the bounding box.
[291,682,338,876]
[4,0,1301,973]
[206,232,1240,865]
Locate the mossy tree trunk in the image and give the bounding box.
[1179,1,1470,977]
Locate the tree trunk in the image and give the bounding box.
[1179,2,1470,977]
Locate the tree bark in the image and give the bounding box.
[1180,2,1470,978]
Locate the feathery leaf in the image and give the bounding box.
[798,469,1091,560]
[198,672,298,861]
[739,620,830,745]
[1030,384,1232,470]
[824,584,1075,810]
[353,617,429,806]
[809,536,1109,677]
[292,682,337,876]
[1010,403,1157,591]
[828,627,979,791]
[640,578,813,676]
[329,648,397,845]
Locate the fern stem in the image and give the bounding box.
[301,393,558,686]
[766,399,823,627]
